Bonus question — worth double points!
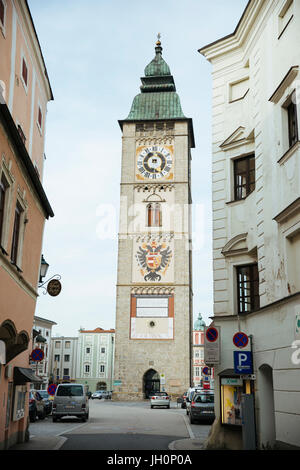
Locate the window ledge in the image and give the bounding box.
[277,140,300,165]
[226,191,255,205]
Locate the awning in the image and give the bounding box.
[14,367,43,385]
[218,369,241,378]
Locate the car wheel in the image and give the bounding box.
[167,405,170,409]
[52,416,58,422]
[81,415,87,422]
[190,415,195,424]
[39,410,46,420]
[30,410,37,423]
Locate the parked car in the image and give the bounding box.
[189,390,215,424]
[150,391,170,409]
[29,391,46,422]
[52,383,89,422]
[91,390,106,400]
[33,390,52,415]
[181,392,188,409]
[186,387,204,415]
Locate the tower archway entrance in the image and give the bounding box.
[143,369,160,398]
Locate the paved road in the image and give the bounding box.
[10,399,212,451]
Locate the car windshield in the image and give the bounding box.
[57,386,83,397]
[194,394,214,403]
[38,391,49,398]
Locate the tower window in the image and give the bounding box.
[147,203,162,227]
[0,1,5,30]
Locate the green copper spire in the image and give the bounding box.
[125,36,186,121]
[194,313,206,331]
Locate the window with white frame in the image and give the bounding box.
[0,0,6,34]
[100,365,105,373]
[20,54,29,92]
[84,364,90,373]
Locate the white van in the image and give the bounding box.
[52,383,89,422]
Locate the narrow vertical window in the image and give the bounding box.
[0,1,5,28]
[38,106,42,129]
[237,264,259,314]
[11,202,22,265]
[234,154,255,200]
[0,174,8,244]
[22,58,28,87]
[147,203,162,227]
[287,93,298,148]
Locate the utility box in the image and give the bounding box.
[241,394,256,450]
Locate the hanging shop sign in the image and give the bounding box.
[47,279,62,297]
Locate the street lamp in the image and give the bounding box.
[38,255,62,296]
[39,254,49,283]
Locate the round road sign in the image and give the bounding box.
[206,327,219,343]
[233,331,249,349]
[202,366,209,376]
[47,384,57,396]
[30,348,44,362]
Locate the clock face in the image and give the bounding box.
[136,145,173,180]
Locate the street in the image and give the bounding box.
[11,399,212,451]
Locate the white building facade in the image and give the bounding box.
[49,336,78,384]
[31,316,57,390]
[76,328,115,393]
[200,0,300,450]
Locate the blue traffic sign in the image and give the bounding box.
[47,384,57,396]
[31,348,44,362]
[234,351,253,374]
[233,331,249,348]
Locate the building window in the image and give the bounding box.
[64,355,70,362]
[100,365,105,373]
[54,354,60,361]
[101,347,105,354]
[287,92,298,148]
[86,347,90,354]
[0,0,5,30]
[37,106,42,129]
[17,124,26,145]
[147,203,162,227]
[234,154,255,200]
[11,202,23,265]
[85,364,90,373]
[0,174,8,245]
[21,57,28,88]
[195,367,200,377]
[237,264,259,314]
[63,369,69,376]
[65,341,71,349]
[55,341,61,348]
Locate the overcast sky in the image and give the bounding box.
[28,0,249,337]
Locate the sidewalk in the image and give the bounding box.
[168,438,206,451]
[9,435,66,451]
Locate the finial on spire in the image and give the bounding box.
[156,32,161,46]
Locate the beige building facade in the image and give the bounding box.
[113,39,194,400]
[0,0,53,450]
[200,0,300,450]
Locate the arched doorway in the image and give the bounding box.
[258,364,276,448]
[96,381,107,391]
[143,369,160,398]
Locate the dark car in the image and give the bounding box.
[189,391,215,424]
[181,392,188,409]
[29,391,46,422]
[33,390,52,415]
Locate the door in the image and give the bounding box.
[143,369,160,398]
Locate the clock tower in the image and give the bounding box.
[113,38,194,400]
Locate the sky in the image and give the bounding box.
[28,0,249,337]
